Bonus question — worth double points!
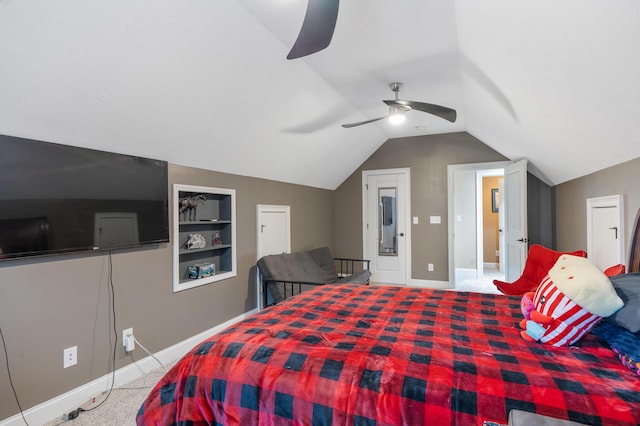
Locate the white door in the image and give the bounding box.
[257,205,291,308]
[363,169,410,285]
[587,195,624,270]
[498,178,506,273]
[503,159,528,282]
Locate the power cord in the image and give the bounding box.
[134,336,166,371]
[60,250,118,423]
[0,326,29,426]
[81,250,118,413]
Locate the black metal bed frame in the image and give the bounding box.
[259,257,370,308]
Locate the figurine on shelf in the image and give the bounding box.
[213,231,222,246]
[185,233,206,250]
[179,194,207,221]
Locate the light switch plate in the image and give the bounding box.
[430,216,441,224]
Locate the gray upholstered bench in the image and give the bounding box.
[257,247,370,307]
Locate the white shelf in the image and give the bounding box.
[172,184,236,292]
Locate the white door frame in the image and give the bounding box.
[448,161,511,287]
[362,168,411,285]
[586,195,624,268]
[475,169,505,277]
[256,204,291,309]
[256,204,291,257]
[503,159,529,282]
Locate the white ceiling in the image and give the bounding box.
[0,1,638,190]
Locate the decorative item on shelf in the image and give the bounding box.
[185,233,206,250]
[188,262,216,279]
[179,194,207,221]
[213,231,222,246]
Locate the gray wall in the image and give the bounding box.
[555,157,640,255]
[527,173,555,249]
[334,132,507,281]
[0,163,334,420]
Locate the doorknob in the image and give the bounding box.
[517,238,529,243]
[609,226,618,239]
[261,224,267,233]
[399,232,405,237]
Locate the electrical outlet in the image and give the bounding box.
[428,263,434,272]
[63,346,77,368]
[123,328,135,352]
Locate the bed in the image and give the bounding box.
[136,283,640,425]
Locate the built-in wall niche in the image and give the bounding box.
[172,184,236,292]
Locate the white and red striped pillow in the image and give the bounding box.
[531,275,602,346]
[522,254,624,347]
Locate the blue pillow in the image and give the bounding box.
[606,272,640,333]
[592,321,640,376]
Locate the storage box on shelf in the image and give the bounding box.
[173,184,236,292]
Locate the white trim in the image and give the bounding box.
[172,184,237,293]
[256,204,291,310]
[586,194,625,267]
[0,308,258,426]
[447,161,510,289]
[256,204,291,257]
[409,278,452,289]
[362,168,412,285]
[474,168,505,277]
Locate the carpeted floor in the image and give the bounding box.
[43,362,172,426]
[454,263,504,294]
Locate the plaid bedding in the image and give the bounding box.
[137,284,640,425]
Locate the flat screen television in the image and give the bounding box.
[0,134,169,260]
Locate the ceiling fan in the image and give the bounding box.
[287,0,339,60]
[341,82,457,128]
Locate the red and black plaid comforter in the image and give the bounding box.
[137,284,640,425]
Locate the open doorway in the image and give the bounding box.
[448,161,509,293]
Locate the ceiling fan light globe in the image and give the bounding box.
[388,113,406,125]
[388,104,407,125]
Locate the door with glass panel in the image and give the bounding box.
[363,169,410,285]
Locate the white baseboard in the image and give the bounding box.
[0,308,259,426]
[410,279,452,289]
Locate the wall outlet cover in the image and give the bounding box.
[63,346,77,368]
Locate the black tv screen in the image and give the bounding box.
[0,134,169,260]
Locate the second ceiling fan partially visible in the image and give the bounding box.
[342,82,457,128]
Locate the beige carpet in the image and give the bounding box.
[43,362,172,426]
[454,263,504,294]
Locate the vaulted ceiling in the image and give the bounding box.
[1,1,638,190]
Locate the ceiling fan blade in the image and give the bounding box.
[341,116,388,128]
[383,100,457,123]
[287,0,339,60]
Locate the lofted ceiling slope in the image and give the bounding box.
[0,1,638,190]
